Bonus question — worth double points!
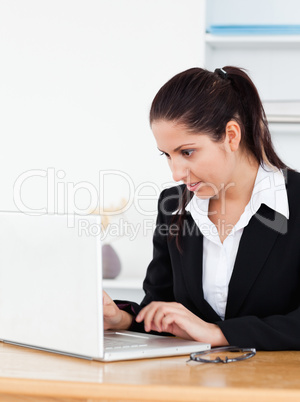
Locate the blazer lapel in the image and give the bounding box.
[179,214,221,321]
[226,204,287,318]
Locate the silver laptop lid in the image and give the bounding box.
[0,212,103,359]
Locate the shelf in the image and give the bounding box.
[103,278,144,290]
[205,34,300,49]
[269,123,300,134]
[267,117,300,124]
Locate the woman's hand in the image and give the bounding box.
[136,302,228,347]
[103,290,133,330]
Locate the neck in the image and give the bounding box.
[216,155,259,205]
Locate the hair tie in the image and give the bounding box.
[215,68,228,80]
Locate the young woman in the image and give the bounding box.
[103,66,300,350]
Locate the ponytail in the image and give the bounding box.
[222,66,286,169]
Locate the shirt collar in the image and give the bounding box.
[249,164,289,219]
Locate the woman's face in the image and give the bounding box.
[151,120,239,199]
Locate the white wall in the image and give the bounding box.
[0,0,206,279]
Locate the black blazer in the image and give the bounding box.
[120,169,300,350]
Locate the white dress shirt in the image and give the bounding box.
[185,164,289,320]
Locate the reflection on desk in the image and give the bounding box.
[0,342,300,401]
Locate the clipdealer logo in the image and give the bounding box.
[12,168,175,237]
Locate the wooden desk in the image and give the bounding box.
[0,343,299,402]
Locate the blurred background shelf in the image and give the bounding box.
[205,34,300,49]
[103,278,144,303]
[103,278,143,289]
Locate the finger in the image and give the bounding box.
[144,303,179,332]
[143,306,160,332]
[161,312,177,331]
[136,302,160,323]
[135,303,153,322]
[136,302,180,322]
[152,306,170,332]
[161,311,198,340]
[138,303,163,332]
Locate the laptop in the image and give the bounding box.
[0,211,210,361]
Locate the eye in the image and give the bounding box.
[160,151,170,159]
[181,149,194,157]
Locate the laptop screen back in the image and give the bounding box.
[0,212,103,358]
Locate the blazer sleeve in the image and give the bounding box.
[115,188,176,332]
[217,307,300,351]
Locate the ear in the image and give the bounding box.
[225,120,241,152]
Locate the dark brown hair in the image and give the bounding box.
[149,66,287,250]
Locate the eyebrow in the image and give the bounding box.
[158,143,196,153]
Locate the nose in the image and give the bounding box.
[170,159,189,182]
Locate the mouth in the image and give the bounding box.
[186,181,202,192]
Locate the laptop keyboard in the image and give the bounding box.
[104,333,148,350]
